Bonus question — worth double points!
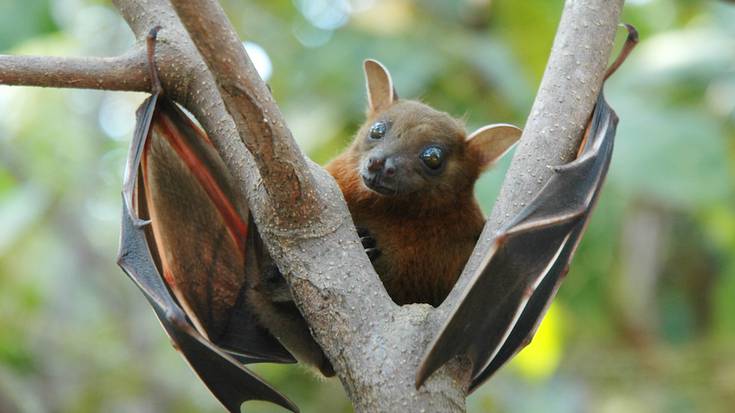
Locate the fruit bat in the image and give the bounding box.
[325,59,522,307]
[117,23,637,412]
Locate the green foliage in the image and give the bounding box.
[0,0,57,51]
[1,0,734,412]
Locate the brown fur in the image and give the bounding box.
[325,100,488,306]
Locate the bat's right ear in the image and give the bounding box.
[466,124,522,171]
[364,59,398,113]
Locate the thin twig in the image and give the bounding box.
[0,49,149,91]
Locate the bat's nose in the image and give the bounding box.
[367,156,396,176]
[367,156,385,172]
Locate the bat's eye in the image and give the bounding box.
[369,121,387,140]
[420,146,444,170]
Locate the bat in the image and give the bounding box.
[116,22,637,412]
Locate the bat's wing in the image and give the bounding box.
[118,93,298,412]
[416,91,618,391]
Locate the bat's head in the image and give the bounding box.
[353,59,522,203]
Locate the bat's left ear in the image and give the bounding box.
[364,59,399,113]
[466,124,522,171]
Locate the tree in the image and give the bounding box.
[0,0,624,411]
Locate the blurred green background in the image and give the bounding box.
[1,0,734,412]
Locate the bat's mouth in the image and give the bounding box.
[361,174,397,196]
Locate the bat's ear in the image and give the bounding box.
[364,59,398,113]
[466,124,522,171]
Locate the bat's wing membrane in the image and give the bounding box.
[417,92,618,391]
[118,95,297,412]
[467,94,617,390]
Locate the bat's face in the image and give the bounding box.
[351,59,520,205]
[354,100,477,201]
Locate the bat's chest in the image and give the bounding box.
[357,213,482,306]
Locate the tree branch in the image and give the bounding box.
[0,49,149,91]
[169,0,321,228]
[441,0,624,312]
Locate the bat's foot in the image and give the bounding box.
[357,227,381,262]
